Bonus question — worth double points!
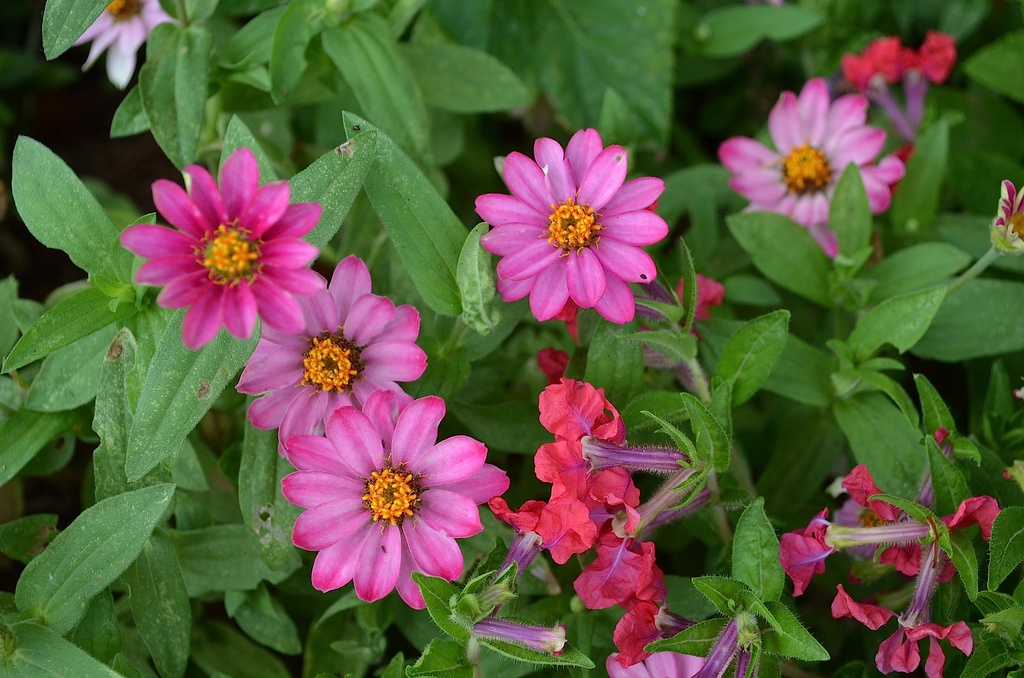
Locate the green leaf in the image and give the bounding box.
[915,373,955,434]
[989,507,1024,589]
[401,43,531,113]
[832,393,925,498]
[225,584,301,655]
[123,530,191,678]
[865,243,971,303]
[24,325,115,412]
[584,319,644,406]
[343,113,464,316]
[4,621,121,677]
[733,497,784,602]
[890,120,948,233]
[964,30,1024,105]
[220,117,277,182]
[110,87,150,138]
[291,130,378,251]
[380,652,405,678]
[927,437,969,517]
[961,636,1016,678]
[125,311,257,482]
[621,391,690,435]
[406,639,473,677]
[238,420,301,571]
[949,529,980,601]
[190,621,291,678]
[981,606,1024,641]
[269,0,317,103]
[3,287,137,373]
[41,0,108,59]
[712,310,790,406]
[678,238,698,334]
[170,525,290,596]
[727,213,832,306]
[681,393,730,473]
[692,576,754,616]
[760,332,833,407]
[69,589,120,664]
[15,484,174,635]
[830,164,872,259]
[0,514,58,564]
[847,286,945,360]
[139,23,212,168]
[0,408,78,487]
[11,137,130,282]
[759,600,829,661]
[478,637,595,669]
[412,572,470,641]
[647,617,728,656]
[324,15,432,163]
[914,279,1024,361]
[619,329,697,364]
[694,5,823,57]
[449,400,550,456]
[457,224,500,335]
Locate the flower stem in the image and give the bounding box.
[947,246,999,295]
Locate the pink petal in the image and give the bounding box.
[828,128,886,167]
[481,224,547,257]
[495,240,561,281]
[496,276,533,303]
[601,177,665,216]
[181,289,223,349]
[503,152,553,209]
[798,78,830,146]
[361,342,427,382]
[566,248,607,308]
[157,270,209,307]
[263,267,325,296]
[565,129,604,186]
[291,496,368,549]
[220,148,259,219]
[283,468,360,505]
[330,256,372,319]
[152,180,209,238]
[391,396,444,467]
[728,169,788,205]
[236,348,304,393]
[456,464,510,504]
[374,305,421,344]
[719,137,779,173]
[824,94,868,140]
[768,91,803,154]
[534,137,575,203]
[260,239,319,268]
[183,165,228,227]
[301,290,340,334]
[577,146,628,211]
[309,523,372,591]
[599,210,669,247]
[240,182,291,238]
[279,394,329,451]
[120,224,195,257]
[418,489,484,538]
[593,274,635,324]
[807,222,839,258]
[528,262,570,321]
[246,387,296,430]
[345,295,396,346]
[417,435,486,485]
[262,202,321,240]
[353,527,401,602]
[593,240,657,284]
[221,283,257,339]
[250,278,304,332]
[138,256,199,286]
[361,390,403,448]
[476,194,547,228]
[396,541,426,609]
[325,406,385,477]
[405,521,464,579]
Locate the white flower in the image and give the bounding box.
[74,0,174,90]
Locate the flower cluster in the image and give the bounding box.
[75,0,174,89]
[780,463,999,676]
[719,78,905,257]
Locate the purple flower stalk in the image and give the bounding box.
[472,618,567,655]
[581,436,689,474]
[694,617,740,678]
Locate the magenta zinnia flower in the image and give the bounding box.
[718,78,905,257]
[476,128,669,324]
[281,391,510,608]
[236,255,427,450]
[121,148,324,349]
[74,0,173,89]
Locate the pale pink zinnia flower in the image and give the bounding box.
[282,391,510,608]
[236,255,428,450]
[476,128,669,324]
[74,0,173,90]
[718,77,906,257]
[121,148,324,349]
[991,180,1024,255]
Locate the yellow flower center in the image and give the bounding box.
[1008,213,1024,238]
[301,333,362,393]
[547,198,600,253]
[107,0,141,20]
[201,225,259,282]
[782,143,832,194]
[362,466,421,526]
[858,508,886,528]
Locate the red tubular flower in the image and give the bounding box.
[842,465,902,521]
[573,531,663,609]
[538,378,626,443]
[488,495,598,565]
[876,622,972,677]
[537,348,570,384]
[832,584,896,630]
[916,31,956,84]
[779,508,834,596]
[943,495,1000,540]
[612,600,662,668]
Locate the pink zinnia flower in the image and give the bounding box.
[991,180,1024,254]
[476,129,669,324]
[236,256,427,451]
[121,148,324,349]
[718,78,906,257]
[607,651,704,678]
[282,391,510,608]
[74,0,173,89]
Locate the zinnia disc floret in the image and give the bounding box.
[74,0,173,89]
[120,148,325,349]
[718,77,906,257]
[236,255,428,450]
[475,128,669,324]
[281,391,511,608]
